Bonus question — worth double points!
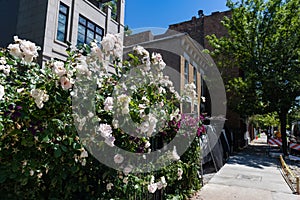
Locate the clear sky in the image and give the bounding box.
[124,0,231,30]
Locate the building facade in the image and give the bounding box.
[124,30,218,116]
[169,10,246,149]
[0,0,125,63]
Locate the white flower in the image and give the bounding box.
[170,109,180,121]
[7,43,22,58]
[105,136,115,147]
[159,60,166,70]
[101,33,116,52]
[90,41,103,60]
[114,154,124,164]
[88,112,94,118]
[37,172,43,179]
[147,183,157,193]
[106,183,114,191]
[76,63,91,76]
[29,170,34,176]
[112,119,119,129]
[104,97,114,111]
[30,89,49,109]
[117,94,131,104]
[0,65,11,75]
[123,177,129,184]
[121,107,129,114]
[152,52,163,63]
[123,165,133,176]
[77,117,86,131]
[113,42,123,58]
[160,176,167,188]
[98,124,112,138]
[150,175,155,184]
[0,85,4,100]
[52,61,66,77]
[7,37,40,63]
[140,121,150,134]
[158,87,166,94]
[81,158,87,166]
[80,149,88,158]
[178,168,183,180]
[20,40,40,63]
[145,141,151,148]
[156,177,167,190]
[184,83,197,99]
[0,57,6,65]
[133,46,149,58]
[60,76,72,90]
[172,146,180,161]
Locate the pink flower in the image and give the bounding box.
[114,154,124,164]
[147,183,157,193]
[197,125,206,137]
[60,76,72,90]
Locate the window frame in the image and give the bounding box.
[194,66,197,90]
[77,15,104,46]
[184,60,189,84]
[56,2,69,43]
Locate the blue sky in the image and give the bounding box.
[124,0,230,30]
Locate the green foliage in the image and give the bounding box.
[100,0,118,20]
[249,112,280,128]
[0,36,203,199]
[207,0,300,154]
[207,0,300,115]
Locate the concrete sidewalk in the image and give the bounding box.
[194,133,300,200]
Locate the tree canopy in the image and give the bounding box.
[207,0,300,154]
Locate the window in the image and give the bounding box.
[77,15,104,46]
[57,2,69,42]
[184,60,189,84]
[194,67,197,90]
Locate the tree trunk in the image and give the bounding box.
[279,111,288,156]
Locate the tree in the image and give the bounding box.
[100,0,118,20]
[207,0,300,155]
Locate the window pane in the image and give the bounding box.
[58,14,67,23]
[59,4,68,15]
[87,29,94,39]
[79,16,86,25]
[57,31,65,42]
[77,33,85,44]
[86,37,93,44]
[58,22,66,33]
[87,22,95,30]
[78,24,86,34]
[96,27,103,35]
[95,34,102,42]
[57,3,68,42]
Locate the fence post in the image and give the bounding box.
[297,176,300,195]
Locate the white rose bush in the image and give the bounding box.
[0,34,205,199]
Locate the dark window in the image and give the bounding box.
[77,15,104,46]
[194,66,197,89]
[57,2,69,42]
[184,60,189,84]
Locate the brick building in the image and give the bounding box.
[169,10,246,149]
[124,30,207,115]
[0,0,125,64]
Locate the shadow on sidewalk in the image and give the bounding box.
[228,144,279,169]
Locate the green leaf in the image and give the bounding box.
[54,146,62,158]
[60,145,68,152]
